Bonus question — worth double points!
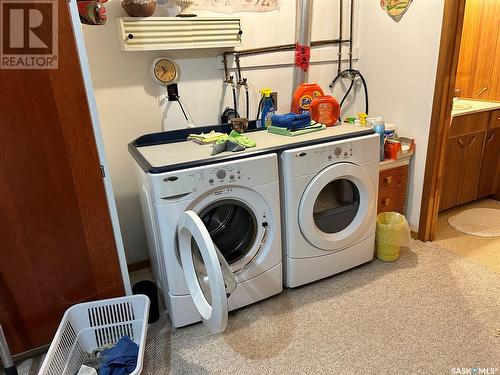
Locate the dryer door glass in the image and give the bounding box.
[299,162,376,250]
[177,210,237,334]
[313,179,360,233]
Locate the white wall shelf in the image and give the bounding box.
[117,17,242,51]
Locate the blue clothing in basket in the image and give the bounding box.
[99,336,139,375]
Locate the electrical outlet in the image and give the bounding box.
[167,83,179,101]
[271,92,278,108]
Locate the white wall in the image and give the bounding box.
[358,0,445,231]
[83,0,365,263]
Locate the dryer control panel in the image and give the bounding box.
[281,134,379,178]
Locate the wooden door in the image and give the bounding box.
[459,132,486,203]
[478,127,500,198]
[440,136,466,211]
[0,1,124,355]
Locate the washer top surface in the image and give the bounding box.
[135,124,371,172]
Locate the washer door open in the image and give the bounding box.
[178,211,237,333]
[299,162,376,251]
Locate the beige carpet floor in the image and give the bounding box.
[5,240,499,375]
[435,198,500,273]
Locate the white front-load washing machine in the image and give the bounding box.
[136,153,282,333]
[280,133,379,288]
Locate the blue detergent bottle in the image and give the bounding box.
[373,117,386,161]
[259,88,275,128]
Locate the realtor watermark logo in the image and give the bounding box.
[451,368,498,374]
[0,0,58,69]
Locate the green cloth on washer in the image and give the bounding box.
[211,130,256,155]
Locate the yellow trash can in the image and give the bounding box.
[376,212,410,262]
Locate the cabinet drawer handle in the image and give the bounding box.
[467,136,476,147]
[383,198,391,205]
[486,132,495,143]
[458,138,465,147]
[385,176,393,184]
[476,86,488,97]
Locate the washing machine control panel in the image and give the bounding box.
[208,166,246,186]
[153,154,278,202]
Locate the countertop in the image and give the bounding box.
[134,124,373,173]
[451,99,500,118]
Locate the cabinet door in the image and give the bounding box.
[0,2,124,354]
[478,128,500,198]
[459,132,486,204]
[440,137,466,211]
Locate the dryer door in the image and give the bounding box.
[177,210,237,333]
[299,162,376,251]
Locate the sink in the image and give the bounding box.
[453,102,473,111]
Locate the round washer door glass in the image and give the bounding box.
[313,178,360,234]
[299,162,376,251]
[198,200,258,266]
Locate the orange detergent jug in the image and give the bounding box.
[310,95,340,126]
[291,83,324,114]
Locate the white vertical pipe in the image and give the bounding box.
[291,0,313,95]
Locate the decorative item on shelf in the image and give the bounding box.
[78,0,108,25]
[175,0,197,17]
[122,0,157,17]
[380,0,414,23]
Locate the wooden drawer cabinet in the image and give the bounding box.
[377,164,409,215]
[441,109,500,211]
[490,110,500,129]
[478,127,500,198]
[448,111,489,137]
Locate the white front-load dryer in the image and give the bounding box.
[136,153,282,333]
[280,134,379,287]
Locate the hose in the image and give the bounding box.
[232,85,237,114]
[339,79,355,111]
[245,88,249,119]
[358,71,369,115]
[330,69,369,118]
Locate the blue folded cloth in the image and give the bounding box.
[271,112,311,131]
[99,336,139,375]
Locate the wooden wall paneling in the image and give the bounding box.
[456,0,500,100]
[0,1,124,354]
[455,0,482,97]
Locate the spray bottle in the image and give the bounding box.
[373,117,386,161]
[259,88,275,128]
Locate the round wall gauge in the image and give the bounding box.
[152,58,179,85]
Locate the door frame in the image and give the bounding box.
[418,0,467,241]
[69,0,131,292]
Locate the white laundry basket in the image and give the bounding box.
[39,295,150,375]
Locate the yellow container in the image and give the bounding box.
[376,212,410,262]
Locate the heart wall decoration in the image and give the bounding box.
[380,0,414,23]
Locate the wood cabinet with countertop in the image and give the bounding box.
[440,109,500,211]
